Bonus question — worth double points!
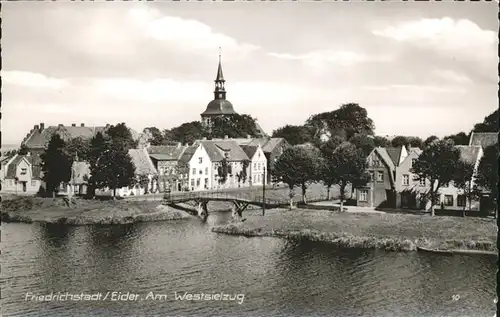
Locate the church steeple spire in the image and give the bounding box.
[214,47,226,100]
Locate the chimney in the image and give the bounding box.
[34,125,39,130]
[26,152,31,157]
[39,123,45,131]
[72,123,76,127]
[224,135,228,140]
[247,135,251,139]
[81,123,85,127]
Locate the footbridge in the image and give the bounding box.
[163,190,286,221]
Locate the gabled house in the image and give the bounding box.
[395,147,428,209]
[356,147,401,208]
[1,154,42,195]
[182,143,212,191]
[241,144,267,186]
[214,136,290,183]
[194,139,250,190]
[178,145,199,191]
[437,145,483,211]
[468,132,498,149]
[147,144,188,192]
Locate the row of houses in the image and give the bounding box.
[355,132,498,212]
[0,123,289,197]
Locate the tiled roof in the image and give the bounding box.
[241,145,258,159]
[23,125,139,149]
[385,147,403,167]
[71,161,90,184]
[179,145,198,164]
[195,140,249,162]
[5,155,42,180]
[214,137,287,153]
[455,145,482,165]
[128,148,158,175]
[147,145,187,160]
[374,148,396,171]
[469,132,498,148]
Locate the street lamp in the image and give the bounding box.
[262,167,266,216]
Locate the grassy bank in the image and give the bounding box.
[212,208,497,253]
[1,196,194,225]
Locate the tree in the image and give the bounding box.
[18,144,29,155]
[475,145,499,217]
[87,132,109,198]
[444,132,469,146]
[143,127,164,146]
[349,134,376,156]
[93,148,136,199]
[64,137,91,161]
[272,125,313,146]
[106,123,138,151]
[423,135,439,149]
[373,136,391,148]
[236,160,250,187]
[473,109,498,133]
[168,121,206,145]
[40,134,72,198]
[210,114,262,139]
[217,158,232,186]
[320,142,370,210]
[272,146,321,207]
[411,139,461,216]
[407,137,424,149]
[305,103,375,143]
[451,160,479,216]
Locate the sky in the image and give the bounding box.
[1,2,498,145]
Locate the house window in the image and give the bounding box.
[199,169,203,175]
[359,190,368,202]
[373,159,380,167]
[402,174,409,186]
[444,195,454,206]
[377,171,384,182]
[192,168,196,175]
[411,159,417,167]
[369,171,374,181]
[196,178,201,187]
[205,167,208,175]
[159,167,164,175]
[254,163,257,170]
[457,195,466,207]
[31,180,36,187]
[199,157,203,164]
[20,168,27,175]
[190,179,195,187]
[419,177,426,186]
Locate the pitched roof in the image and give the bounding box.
[215,137,286,153]
[128,148,157,175]
[147,145,187,161]
[385,147,403,167]
[179,145,198,164]
[469,132,498,148]
[241,145,258,159]
[71,161,90,184]
[23,125,139,149]
[195,140,249,162]
[455,145,482,165]
[5,155,42,180]
[373,148,396,171]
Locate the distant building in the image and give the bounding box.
[241,144,267,186]
[1,154,42,195]
[200,53,238,128]
[148,144,189,192]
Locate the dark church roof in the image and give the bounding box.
[201,99,236,116]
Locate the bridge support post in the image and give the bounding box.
[232,200,249,218]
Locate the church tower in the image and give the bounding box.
[200,49,237,127]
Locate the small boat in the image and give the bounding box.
[416,246,454,255]
[450,249,497,256]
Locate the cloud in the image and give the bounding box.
[1,70,69,89]
[128,7,260,60]
[362,84,466,94]
[268,49,392,68]
[372,17,496,62]
[432,69,473,84]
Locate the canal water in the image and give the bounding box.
[1,212,497,317]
